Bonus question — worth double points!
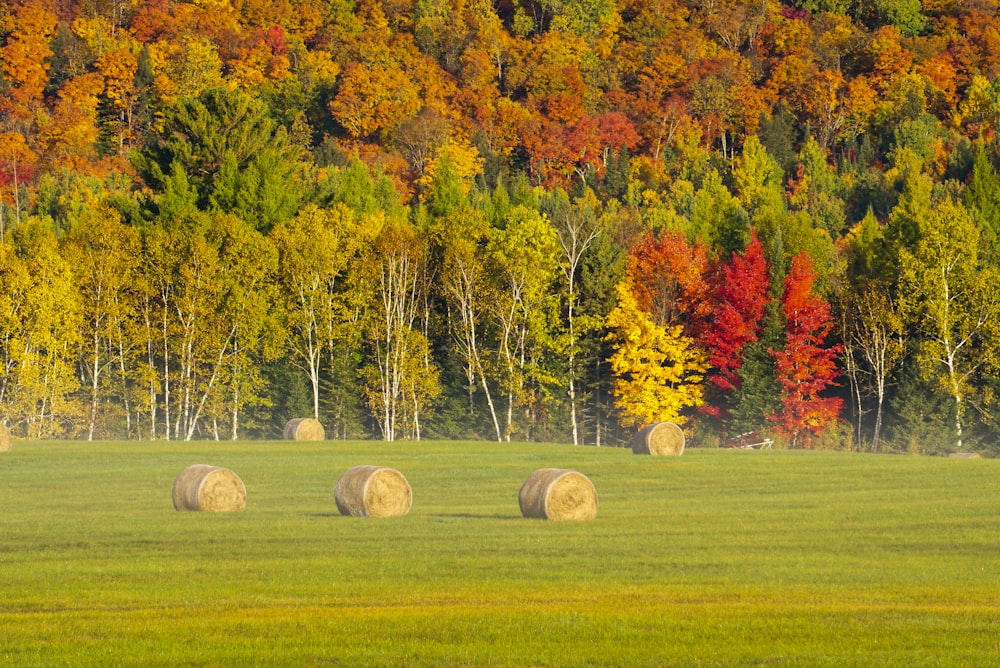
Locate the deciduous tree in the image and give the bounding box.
[898,198,1000,452]
[606,279,707,428]
[768,252,843,446]
[62,204,141,440]
[701,231,769,416]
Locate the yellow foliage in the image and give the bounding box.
[417,139,485,200]
[95,49,139,111]
[606,281,706,428]
[148,38,224,103]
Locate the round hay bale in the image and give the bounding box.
[518,468,598,520]
[283,417,325,441]
[0,424,11,452]
[172,464,246,512]
[335,465,412,518]
[632,422,685,456]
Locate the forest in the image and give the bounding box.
[2,0,1000,453]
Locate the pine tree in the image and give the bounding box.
[964,144,1000,262]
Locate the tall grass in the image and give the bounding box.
[1,441,998,666]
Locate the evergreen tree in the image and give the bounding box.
[964,144,1000,262]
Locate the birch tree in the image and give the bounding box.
[206,214,281,439]
[486,206,561,441]
[843,285,904,452]
[552,194,600,445]
[362,220,439,441]
[438,207,504,441]
[898,198,1000,452]
[63,205,141,440]
[273,204,362,421]
[0,220,82,437]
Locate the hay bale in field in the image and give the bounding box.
[335,465,412,518]
[632,421,685,456]
[948,452,982,459]
[518,468,597,520]
[283,417,326,441]
[0,424,11,452]
[172,464,246,512]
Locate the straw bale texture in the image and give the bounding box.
[633,421,685,456]
[518,468,598,520]
[283,417,325,441]
[172,464,247,512]
[335,465,412,518]
[0,424,11,452]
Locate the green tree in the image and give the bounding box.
[884,149,933,258]
[486,205,562,441]
[964,144,1000,262]
[133,87,303,230]
[898,198,1000,452]
[691,168,747,254]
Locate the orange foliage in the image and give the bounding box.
[0,0,58,116]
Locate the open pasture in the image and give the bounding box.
[1,440,999,666]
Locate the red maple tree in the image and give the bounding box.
[701,230,770,399]
[768,252,843,446]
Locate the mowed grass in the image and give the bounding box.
[1,440,999,667]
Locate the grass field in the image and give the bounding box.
[2,440,999,667]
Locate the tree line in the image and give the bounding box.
[4,0,1000,452]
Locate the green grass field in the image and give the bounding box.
[2,440,999,666]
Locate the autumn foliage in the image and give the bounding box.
[3,0,1000,451]
[701,231,769,404]
[768,252,843,447]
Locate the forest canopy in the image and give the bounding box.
[3,0,1000,454]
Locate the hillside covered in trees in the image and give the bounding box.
[3,0,1000,453]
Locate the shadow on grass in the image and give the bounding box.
[428,513,522,520]
[302,512,521,520]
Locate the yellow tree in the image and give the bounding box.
[0,0,58,125]
[204,214,282,440]
[272,203,366,422]
[0,131,38,234]
[0,219,83,437]
[606,280,707,429]
[94,47,141,153]
[329,61,422,139]
[360,219,440,441]
[0,237,30,425]
[62,205,141,440]
[436,205,503,441]
[40,73,104,172]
